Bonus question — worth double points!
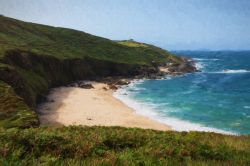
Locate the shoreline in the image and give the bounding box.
[37,81,171,131]
[36,75,235,135]
[114,79,236,135]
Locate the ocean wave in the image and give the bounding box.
[113,86,236,135]
[213,69,250,74]
[244,106,250,109]
[193,58,219,61]
[194,61,204,70]
[193,58,221,71]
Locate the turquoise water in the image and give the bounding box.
[114,51,250,135]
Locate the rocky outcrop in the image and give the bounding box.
[0,49,197,129]
[67,81,94,89]
[168,57,198,73]
[0,49,160,109]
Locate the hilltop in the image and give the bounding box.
[0,15,180,64]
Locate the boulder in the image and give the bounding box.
[78,83,94,89]
[109,84,118,90]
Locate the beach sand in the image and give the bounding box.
[37,82,171,131]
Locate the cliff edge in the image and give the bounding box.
[0,16,196,128]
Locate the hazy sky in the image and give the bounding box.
[1,0,250,50]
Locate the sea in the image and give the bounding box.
[114,51,250,135]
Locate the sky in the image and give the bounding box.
[0,0,250,50]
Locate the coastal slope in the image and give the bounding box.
[0,15,194,128]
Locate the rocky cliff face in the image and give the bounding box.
[0,49,197,128]
[0,50,156,108]
[168,57,198,73]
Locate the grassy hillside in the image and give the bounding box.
[0,15,179,65]
[0,126,250,165]
[0,15,186,128]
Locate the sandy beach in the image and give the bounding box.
[37,82,171,131]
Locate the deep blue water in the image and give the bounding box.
[115,51,250,135]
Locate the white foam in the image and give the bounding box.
[194,58,219,61]
[113,84,236,135]
[194,61,204,70]
[244,106,250,109]
[193,58,220,71]
[214,69,250,74]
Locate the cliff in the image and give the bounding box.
[0,15,196,128]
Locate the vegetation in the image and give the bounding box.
[0,15,183,128]
[0,81,38,128]
[0,126,249,165]
[0,15,178,65]
[0,16,249,165]
[117,40,149,48]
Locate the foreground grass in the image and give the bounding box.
[0,126,249,165]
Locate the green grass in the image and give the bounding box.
[0,126,249,165]
[117,40,149,48]
[0,15,179,66]
[0,81,38,128]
